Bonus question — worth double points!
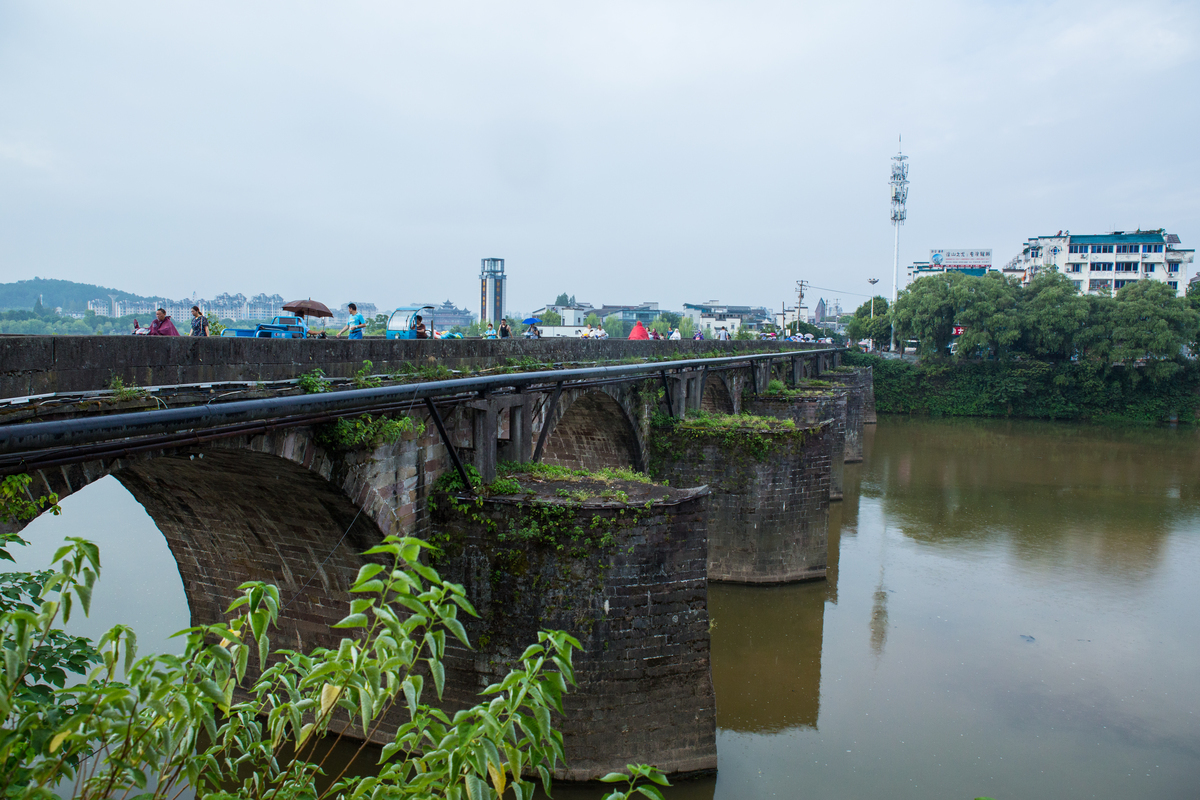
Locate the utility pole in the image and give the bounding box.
[795,280,809,335]
[889,137,908,352]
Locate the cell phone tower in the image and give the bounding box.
[889,136,908,351]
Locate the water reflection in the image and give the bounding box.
[868,584,888,659]
[865,417,1200,583]
[709,582,824,734]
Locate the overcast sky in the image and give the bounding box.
[1,0,1197,316]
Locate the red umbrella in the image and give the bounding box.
[282,299,333,319]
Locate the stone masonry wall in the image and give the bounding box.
[824,368,870,462]
[744,391,847,501]
[861,365,877,424]
[0,336,826,399]
[430,490,717,780]
[648,422,831,584]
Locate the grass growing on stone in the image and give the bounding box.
[497,461,652,485]
[755,378,835,397]
[389,361,456,382]
[676,409,796,431]
[297,368,331,394]
[315,413,425,450]
[428,462,664,557]
[107,375,148,402]
[650,409,811,465]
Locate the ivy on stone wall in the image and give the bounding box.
[427,463,663,562]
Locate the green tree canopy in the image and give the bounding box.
[891,272,964,356]
[950,272,1022,360]
[890,270,1200,375]
[845,296,891,349]
[540,309,562,326]
[1109,280,1200,380]
[1018,271,1089,360]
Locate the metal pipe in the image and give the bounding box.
[0,349,838,457]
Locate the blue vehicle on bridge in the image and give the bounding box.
[220,315,311,339]
[386,306,435,339]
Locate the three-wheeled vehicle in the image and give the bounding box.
[386,306,435,340]
[220,315,310,338]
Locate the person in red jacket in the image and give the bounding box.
[628,320,649,340]
[147,308,180,336]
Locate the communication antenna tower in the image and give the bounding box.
[889,137,908,351]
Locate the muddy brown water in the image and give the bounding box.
[17,417,1200,799]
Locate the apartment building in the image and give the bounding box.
[1004,230,1193,296]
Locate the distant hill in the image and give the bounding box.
[0,278,151,313]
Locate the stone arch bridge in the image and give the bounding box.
[0,341,842,778]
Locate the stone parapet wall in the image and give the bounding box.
[0,336,825,399]
[429,489,716,780]
[744,390,847,501]
[648,421,831,584]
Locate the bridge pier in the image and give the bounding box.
[824,368,871,462]
[430,477,716,780]
[744,388,848,501]
[648,415,831,584]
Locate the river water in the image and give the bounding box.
[15,417,1200,799]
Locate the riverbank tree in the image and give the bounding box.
[844,296,891,349]
[852,270,1200,423]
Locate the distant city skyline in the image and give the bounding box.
[1,2,1196,313]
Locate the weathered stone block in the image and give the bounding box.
[648,417,831,584]
[744,389,847,500]
[824,367,872,462]
[430,482,717,780]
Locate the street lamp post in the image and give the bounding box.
[867,278,880,351]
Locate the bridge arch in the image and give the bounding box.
[700,375,736,414]
[12,429,399,656]
[539,388,646,473]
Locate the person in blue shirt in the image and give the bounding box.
[336,303,367,339]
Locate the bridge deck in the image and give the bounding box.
[0,336,827,399]
[0,348,841,475]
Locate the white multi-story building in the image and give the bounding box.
[1003,230,1193,296]
[530,303,595,327]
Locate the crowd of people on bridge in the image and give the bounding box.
[133,304,822,343]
